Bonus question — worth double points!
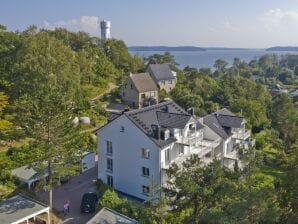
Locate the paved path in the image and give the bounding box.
[37,165,98,224]
[90,83,117,102]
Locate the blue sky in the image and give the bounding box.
[1,0,298,48]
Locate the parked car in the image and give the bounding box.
[80,192,98,213]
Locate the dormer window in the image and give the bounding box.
[160,129,170,140]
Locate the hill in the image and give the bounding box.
[266,46,298,51]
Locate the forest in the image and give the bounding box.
[0,25,297,223]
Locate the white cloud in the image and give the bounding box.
[43,16,100,35]
[221,20,237,32]
[261,8,298,30]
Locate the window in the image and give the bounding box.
[120,126,125,132]
[107,141,113,154]
[142,148,150,159]
[165,149,170,162]
[107,175,113,187]
[142,167,150,177]
[141,93,146,99]
[142,185,150,194]
[179,145,184,155]
[124,83,127,88]
[151,92,155,97]
[107,158,113,172]
[131,84,133,89]
[169,80,172,84]
[123,92,125,97]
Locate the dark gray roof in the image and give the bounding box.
[203,108,244,140]
[129,73,158,92]
[148,64,175,81]
[106,103,129,113]
[87,207,138,224]
[217,114,243,128]
[125,100,191,147]
[156,111,191,129]
[0,194,49,224]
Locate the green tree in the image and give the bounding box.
[0,92,11,130]
[214,59,228,71]
[271,94,298,151]
[13,32,89,215]
[165,155,236,224]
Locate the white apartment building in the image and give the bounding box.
[97,100,252,200]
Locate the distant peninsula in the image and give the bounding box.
[266,46,298,51]
[128,46,206,51]
[129,46,249,52]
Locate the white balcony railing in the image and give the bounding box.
[232,130,251,140]
[161,138,222,169]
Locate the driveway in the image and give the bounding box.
[37,164,98,224]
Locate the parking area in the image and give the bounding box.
[37,164,98,224]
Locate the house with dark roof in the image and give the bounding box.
[147,64,177,92]
[97,100,222,200]
[120,73,158,108]
[86,207,138,224]
[203,108,253,168]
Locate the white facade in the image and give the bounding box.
[98,115,161,200]
[97,114,222,200]
[101,20,111,39]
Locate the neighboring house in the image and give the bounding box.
[97,100,225,200]
[87,207,138,224]
[203,108,253,169]
[120,73,158,108]
[81,152,96,172]
[269,84,288,97]
[147,64,177,92]
[12,164,49,190]
[0,194,50,224]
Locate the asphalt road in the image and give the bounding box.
[37,164,98,224]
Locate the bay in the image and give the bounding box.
[129,49,298,69]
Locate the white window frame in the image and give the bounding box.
[107,158,113,172]
[142,167,150,177]
[107,141,113,154]
[142,148,150,159]
[107,175,113,187]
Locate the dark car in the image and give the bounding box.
[80,192,98,213]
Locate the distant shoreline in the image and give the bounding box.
[266,47,298,52]
[128,46,260,52]
[129,46,298,52]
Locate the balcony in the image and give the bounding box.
[225,150,237,160]
[232,130,251,140]
[161,138,222,169]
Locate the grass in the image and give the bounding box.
[0,137,32,152]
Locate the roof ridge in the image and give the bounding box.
[156,110,190,117]
[125,100,173,115]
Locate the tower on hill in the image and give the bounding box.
[100,20,111,39]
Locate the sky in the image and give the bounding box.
[1,0,298,48]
